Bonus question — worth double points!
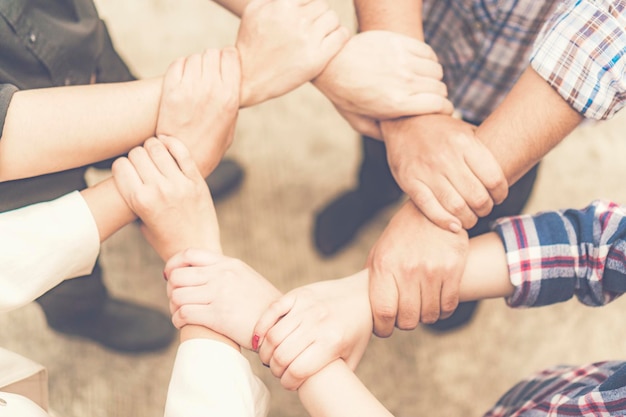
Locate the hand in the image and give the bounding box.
[253,272,372,390]
[367,201,469,337]
[111,137,219,260]
[165,249,282,349]
[156,48,240,176]
[237,0,349,106]
[381,114,508,231]
[313,30,453,120]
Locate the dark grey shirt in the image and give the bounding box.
[0,0,133,135]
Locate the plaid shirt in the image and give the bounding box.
[423,0,626,122]
[483,200,626,416]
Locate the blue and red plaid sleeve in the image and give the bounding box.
[531,0,626,120]
[484,361,626,416]
[492,200,626,308]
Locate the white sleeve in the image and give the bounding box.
[0,392,50,417]
[0,191,100,313]
[164,339,270,417]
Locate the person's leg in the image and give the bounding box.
[0,169,174,352]
[313,135,403,256]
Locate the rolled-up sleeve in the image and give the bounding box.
[531,0,626,120]
[0,83,18,137]
[0,191,100,313]
[492,200,626,308]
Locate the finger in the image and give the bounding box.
[163,57,186,90]
[403,37,438,61]
[405,181,463,233]
[219,47,242,107]
[394,272,422,330]
[396,93,454,118]
[164,248,223,278]
[171,304,214,329]
[418,272,441,324]
[159,136,204,183]
[433,179,478,229]
[170,285,213,309]
[253,295,296,351]
[127,145,162,184]
[144,137,184,178]
[445,162,495,219]
[407,77,448,97]
[319,26,350,59]
[268,324,314,379]
[409,59,444,81]
[439,278,460,321]
[182,52,203,82]
[258,312,301,365]
[464,143,509,205]
[111,156,145,202]
[278,342,332,391]
[312,9,340,37]
[302,0,330,21]
[368,252,400,338]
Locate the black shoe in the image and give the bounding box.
[45,297,175,353]
[423,301,479,333]
[313,188,402,256]
[206,158,244,200]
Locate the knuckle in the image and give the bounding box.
[272,351,289,369]
[396,315,419,330]
[421,312,440,324]
[441,299,459,315]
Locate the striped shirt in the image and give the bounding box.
[485,200,626,415]
[423,0,626,122]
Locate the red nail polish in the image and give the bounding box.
[252,334,260,350]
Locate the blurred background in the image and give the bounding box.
[2,0,626,416]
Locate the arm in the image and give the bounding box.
[255,199,626,391]
[0,0,347,182]
[353,0,423,38]
[477,66,583,185]
[0,78,162,181]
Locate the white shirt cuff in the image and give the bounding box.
[0,191,100,312]
[165,339,270,417]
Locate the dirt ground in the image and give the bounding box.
[2,1,626,416]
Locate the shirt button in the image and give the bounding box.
[29,32,37,43]
[64,77,72,86]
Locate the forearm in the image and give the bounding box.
[211,0,251,17]
[299,360,394,417]
[476,67,583,185]
[354,0,423,39]
[0,78,162,182]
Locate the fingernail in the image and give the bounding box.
[449,222,462,233]
[251,334,260,351]
[163,270,168,281]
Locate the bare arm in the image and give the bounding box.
[0,78,162,182]
[354,0,423,38]
[477,66,583,185]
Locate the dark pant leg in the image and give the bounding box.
[0,168,107,319]
[358,135,403,201]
